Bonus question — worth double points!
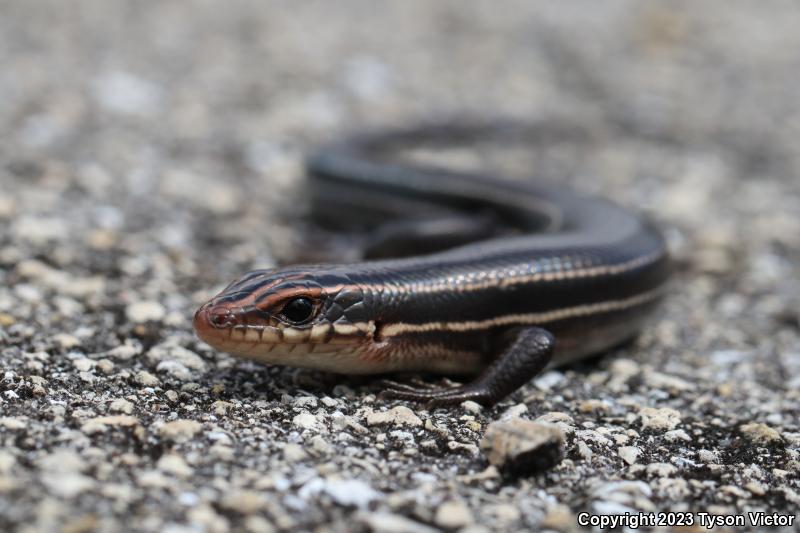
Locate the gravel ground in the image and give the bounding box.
[1,2,799,532]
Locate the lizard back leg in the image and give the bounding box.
[381,327,555,408]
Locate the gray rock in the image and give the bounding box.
[357,512,439,533]
[125,301,166,323]
[480,419,565,474]
[434,499,474,529]
[739,423,784,446]
[366,406,423,427]
[158,420,203,443]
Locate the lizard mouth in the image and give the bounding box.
[193,302,284,346]
[193,298,378,344]
[192,301,374,371]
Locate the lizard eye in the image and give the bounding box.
[278,297,316,324]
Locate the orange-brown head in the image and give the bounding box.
[193,268,381,373]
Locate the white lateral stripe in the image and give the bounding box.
[380,286,665,336]
[368,250,664,294]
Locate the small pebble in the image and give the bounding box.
[739,423,783,446]
[126,301,166,323]
[293,396,318,409]
[211,400,235,415]
[696,449,719,463]
[186,504,229,533]
[106,342,141,360]
[540,504,574,531]
[81,415,141,435]
[292,413,322,431]
[220,490,266,515]
[578,399,610,414]
[480,419,565,474]
[96,359,115,374]
[108,398,134,414]
[461,401,483,414]
[618,446,641,465]
[1,418,27,430]
[320,396,338,408]
[358,512,438,533]
[638,407,682,431]
[283,443,308,463]
[499,403,528,421]
[664,429,692,442]
[434,499,474,529]
[159,420,203,443]
[72,357,95,372]
[322,479,383,508]
[54,334,81,350]
[366,406,422,427]
[156,454,193,478]
[147,342,208,372]
[308,435,333,456]
[135,371,160,387]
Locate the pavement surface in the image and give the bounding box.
[1,2,799,532]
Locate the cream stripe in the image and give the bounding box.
[380,285,665,337]
[326,249,663,297]
[405,250,664,294]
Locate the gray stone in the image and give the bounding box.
[480,419,565,474]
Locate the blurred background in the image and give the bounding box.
[1,2,799,532]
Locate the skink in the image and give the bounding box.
[193,122,672,407]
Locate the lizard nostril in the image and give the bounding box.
[208,307,235,328]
